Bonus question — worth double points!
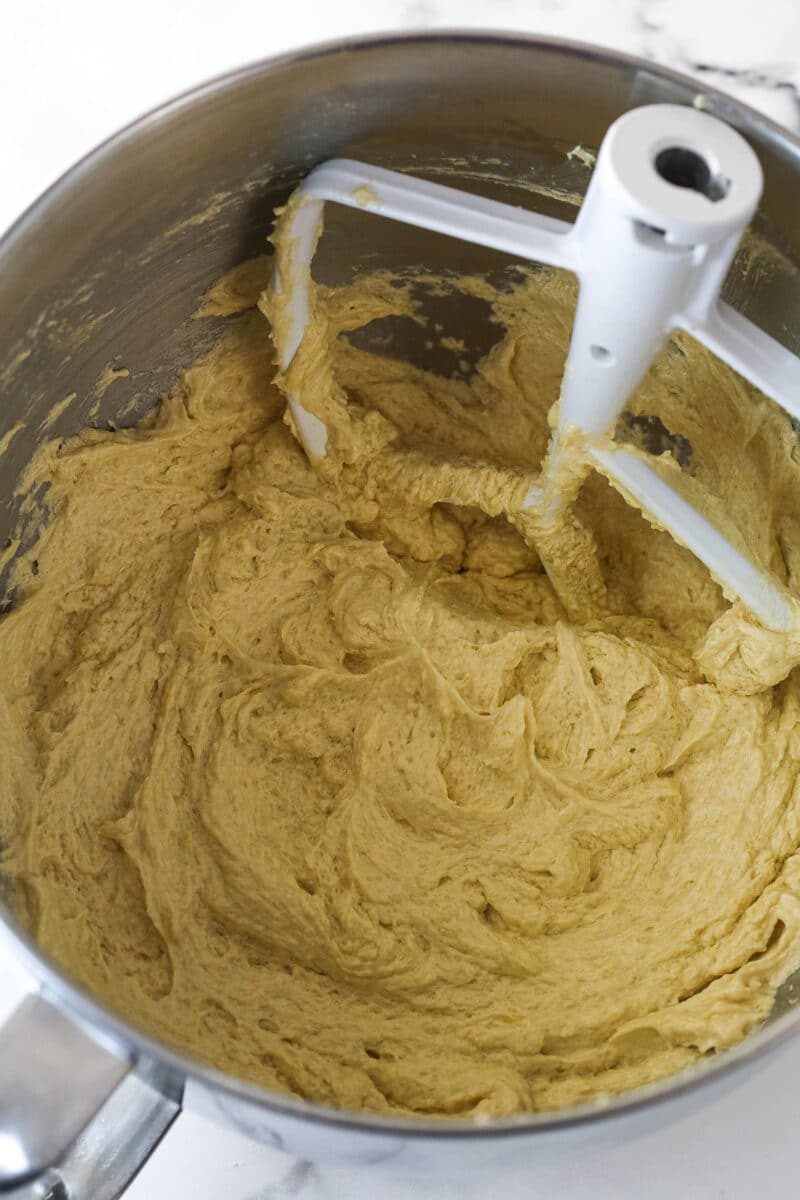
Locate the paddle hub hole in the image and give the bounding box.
[655,146,730,202]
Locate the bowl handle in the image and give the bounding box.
[0,993,181,1197]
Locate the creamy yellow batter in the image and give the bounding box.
[3,233,800,1118]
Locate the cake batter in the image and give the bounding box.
[2,236,800,1117]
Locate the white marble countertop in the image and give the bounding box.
[2,1,800,1197]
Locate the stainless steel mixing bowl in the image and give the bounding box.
[1,31,800,1199]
